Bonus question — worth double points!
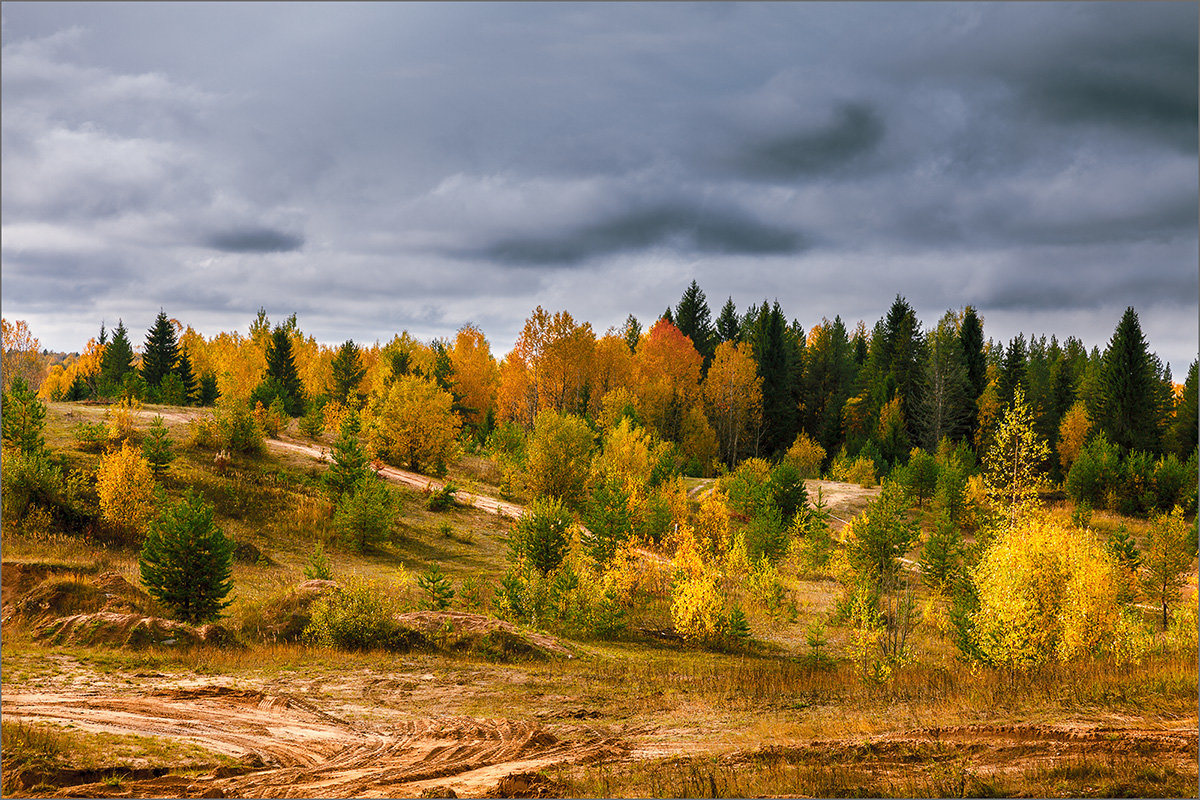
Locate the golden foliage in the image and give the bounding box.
[784,432,826,479]
[1057,400,1091,474]
[449,324,500,427]
[365,374,461,474]
[703,341,762,466]
[2,319,45,392]
[96,442,156,535]
[970,517,1143,668]
[631,319,702,441]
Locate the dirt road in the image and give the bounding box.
[2,685,622,798]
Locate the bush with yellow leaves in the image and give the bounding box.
[96,441,157,537]
[968,516,1148,668]
[784,432,826,479]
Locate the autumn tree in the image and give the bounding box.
[703,341,763,467]
[141,311,180,394]
[139,490,235,624]
[449,325,499,428]
[97,442,157,536]
[631,319,703,443]
[2,319,44,392]
[984,387,1050,529]
[366,374,461,475]
[524,410,595,506]
[1057,401,1091,474]
[587,332,633,420]
[1141,507,1197,630]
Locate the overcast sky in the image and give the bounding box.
[2,3,1197,374]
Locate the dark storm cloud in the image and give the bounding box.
[202,227,304,254]
[734,103,886,180]
[474,203,805,267]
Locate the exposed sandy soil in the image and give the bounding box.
[2,683,623,798]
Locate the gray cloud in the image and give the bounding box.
[474,203,805,267]
[202,227,304,254]
[733,103,886,180]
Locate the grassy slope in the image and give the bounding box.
[3,401,1197,797]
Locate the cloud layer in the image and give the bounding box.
[1,3,1196,373]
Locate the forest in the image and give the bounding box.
[1,282,1197,797]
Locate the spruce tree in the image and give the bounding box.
[715,297,741,344]
[750,300,795,456]
[139,490,235,624]
[997,334,1027,411]
[174,349,199,405]
[141,310,180,392]
[142,415,175,479]
[1095,307,1161,454]
[198,372,220,406]
[325,409,371,498]
[100,319,136,392]
[330,339,366,404]
[620,314,642,353]
[262,325,305,416]
[878,296,925,443]
[1171,360,1198,459]
[674,280,716,367]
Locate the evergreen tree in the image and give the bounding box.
[621,314,642,353]
[261,324,305,416]
[141,310,180,392]
[1094,307,1162,454]
[174,349,199,405]
[198,372,220,406]
[661,307,675,325]
[915,312,972,449]
[325,409,371,498]
[716,297,741,344]
[330,339,366,404]
[878,296,925,444]
[800,316,855,457]
[1,377,46,455]
[673,280,716,367]
[417,563,455,610]
[100,319,135,392]
[959,306,986,436]
[98,321,108,347]
[750,300,795,456]
[139,490,235,624]
[997,334,1027,410]
[142,415,175,479]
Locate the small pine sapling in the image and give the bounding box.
[726,606,751,644]
[139,490,235,624]
[303,541,333,580]
[418,563,455,611]
[805,618,828,663]
[141,415,175,479]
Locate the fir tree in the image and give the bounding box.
[715,297,741,344]
[997,334,1027,411]
[1094,307,1162,454]
[1171,360,1198,459]
[915,312,972,449]
[750,300,795,456]
[198,372,220,406]
[1,377,46,455]
[674,280,716,366]
[621,314,642,353]
[325,409,370,498]
[261,324,305,416]
[959,306,986,440]
[100,319,135,392]
[139,490,235,624]
[142,415,175,479]
[141,310,180,391]
[174,349,199,405]
[330,339,366,404]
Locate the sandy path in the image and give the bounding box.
[3,686,621,798]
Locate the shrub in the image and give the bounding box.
[720,457,772,518]
[744,504,788,564]
[968,516,1144,667]
[72,421,109,453]
[509,496,573,574]
[766,461,807,524]
[96,442,157,537]
[191,401,265,455]
[426,483,459,512]
[524,410,594,506]
[304,577,410,651]
[139,490,235,624]
[1,448,65,531]
[1065,433,1119,507]
[583,479,635,564]
[1152,453,1193,514]
[829,449,877,487]
[671,575,724,643]
[303,542,333,580]
[784,432,826,479]
[298,401,326,439]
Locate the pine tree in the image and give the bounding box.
[198,372,220,406]
[141,415,175,479]
[418,563,455,610]
[1094,307,1162,454]
[1171,360,1198,459]
[325,408,370,498]
[262,324,305,416]
[330,339,366,404]
[139,490,235,624]
[674,280,716,367]
[715,297,741,344]
[877,296,924,445]
[100,319,135,392]
[1,377,46,455]
[141,311,180,391]
[750,300,795,456]
[621,314,642,353]
[997,334,1027,411]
